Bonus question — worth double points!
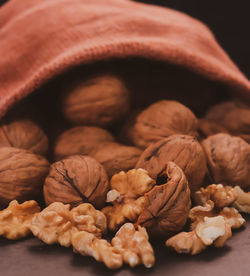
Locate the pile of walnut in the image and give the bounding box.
[0,73,250,269]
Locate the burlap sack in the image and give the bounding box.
[0,0,249,120]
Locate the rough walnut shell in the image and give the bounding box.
[205,101,250,143]
[126,100,198,149]
[43,155,109,208]
[61,74,130,127]
[202,133,250,190]
[90,142,142,177]
[136,162,191,237]
[53,126,115,161]
[136,135,207,191]
[0,120,48,156]
[0,147,49,206]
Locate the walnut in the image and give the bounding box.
[30,202,106,247]
[198,119,228,139]
[125,100,198,149]
[0,200,40,240]
[232,186,250,213]
[53,126,115,161]
[71,231,122,269]
[205,101,250,143]
[103,162,191,238]
[202,133,250,190]
[136,135,207,191]
[0,120,48,156]
[43,155,109,209]
[90,142,142,177]
[0,147,49,206]
[111,223,155,268]
[61,74,130,127]
[193,184,236,208]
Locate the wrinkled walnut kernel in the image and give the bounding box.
[0,200,40,239]
[232,186,250,213]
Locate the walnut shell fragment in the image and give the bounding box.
[103,162,191,238]
[126,100,198,149]
[30,202,107,247]
[0,119,48,156]
[61,74,130,127]
[43,155,109,208]
[205,101,250,143]
[53,126,115,161]
[90,142,142,177]
[0,200,40,240]
[202,133,250,190]
[0,147,49,206]
[136,135,207,191]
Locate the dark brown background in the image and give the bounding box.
[0,1,250,275]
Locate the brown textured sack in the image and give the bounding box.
[0,0,250,120]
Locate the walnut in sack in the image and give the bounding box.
[30,202,106,247]
[43,155,109,208]
[205,101,250,143]
[102,162,191,238]
[0,119,48,156]
[202,133,250,190]
[125,100,198,149]
[90,142,142,177]
[136,135,207,191]
[53,126,115,161]
[0,200,40,239]
[61,74,130,127]
[0,147,49,206]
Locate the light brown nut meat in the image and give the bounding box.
[166,231,206,255]
[0,200,40,240]
[232,186,250,213]
[43,155,109,209]
[90,142,142,178]
[219,207,245,229]
[0,119,49,156]
[202,133,250,190]
[0,147,49,206]
[103,162,191,238]
[205,101,250,143]
[193,184,236,208]
[126,100,198,149]
[111,223,155,268]
[72,231,123,270]
[61,74,130,127]
[53,126,115,161]
[136,135,207,191]
[30,202,106,247]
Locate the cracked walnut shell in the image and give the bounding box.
[53,126,115,161]
[136,135,207,191]
[0,119,49,156]
[202,133,250,190]
[43,155,109,209]
[103,161,191,238]
[0,147,49,206]
[126,100,198,149]
[0,200,40,240]
[61,74,130,127]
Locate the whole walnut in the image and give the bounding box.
[90,142,142,177]
[54,126,115,161]
[125,100,198,149]
[102,162,191,238]
[202,133,250,190]
[0,120,48,156]
[136,135,207,191]
[61,74,130,127]
[205,101,250,143]
[43,155,109,208]
[0,147,49,206]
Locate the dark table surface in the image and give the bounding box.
[1,215,250,276]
